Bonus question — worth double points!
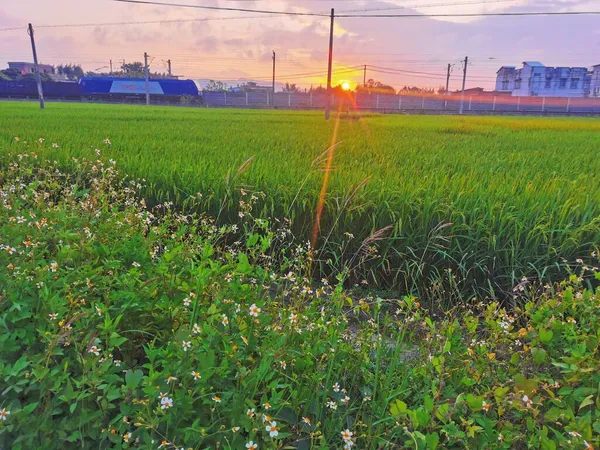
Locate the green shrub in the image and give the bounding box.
[1,144,599,449]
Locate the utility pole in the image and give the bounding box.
[272,50,276,109]
[167,59,172,78]
[110,59,113,74]
[325,8,335,120]
[459,56,468,114]
[27,24,44,110]
[144,52,150,106]
[363,64,367,87]
[445,63,452,95]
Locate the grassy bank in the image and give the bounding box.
[1,146,599,449]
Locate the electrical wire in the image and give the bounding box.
[0,16,274,32]
[337,10,600,18]
[336,0,518,14]
[111,0,330,16]
[111,0,600,19]
[367,64,498,79]
[4,3,599,33]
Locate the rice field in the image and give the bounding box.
[1,101,599,302]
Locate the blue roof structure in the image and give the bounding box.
[79,77,199,96]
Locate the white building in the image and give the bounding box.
[592,64,600,97]
[495,62,600,97]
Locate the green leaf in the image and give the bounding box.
[539,329,554,343]
[532,348,547,365]
[443,340,451,353]
[424,395,434,412]
[125,369,144,390]
[390,399,408,416]
[21,402,38,415]
[578,394,595,411]
[10,355,29,377]
[544,407,566,422]
[237,253,251,273]
[109,332,128,348]
[425,432,440,449]
[246,233,259,248]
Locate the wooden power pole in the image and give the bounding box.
[167,59,172,78]
[272,50,276,109]
[363,64,367,87]
[144,52,150,106]
[27,24,44,110]
[325,8,335,120]
[459,56,468,114]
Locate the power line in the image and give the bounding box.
[0,26,24,32]
[337,0,518,14]
[337,10,600,18]
[367,64,498,79]
[248,67,363,82]
[0,16,272,32]
[112,0,600,18]
[111,0,330,16]
[368,64,446,77]
[4,5,599,33]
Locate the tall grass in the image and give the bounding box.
[1,101,599,302]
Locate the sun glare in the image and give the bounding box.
[341,82,351,91]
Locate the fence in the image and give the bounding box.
[202,90,600,114]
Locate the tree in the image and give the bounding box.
[23,72,53,82]
[0,68,52,82]
[56,64,84,80]
[398,86,435,95]
[204,80,229,91]
[356,78,395,94]
[282,82,299,93]
[84,62,170,79]
[122,62,145,77]
[0,68,22,81]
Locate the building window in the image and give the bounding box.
[515,80,521,89]
[502,81,509,90]
[30,68,35,73]
[559,78,567,88]
[545,80,551,88]
[570,78,579,89]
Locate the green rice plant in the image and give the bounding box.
[1,102,599,302]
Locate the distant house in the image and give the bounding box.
[458,87,502,96]
[7,62,67,81]
[592,65,600,97]
[9,61,55,75]
[495,61,600,97]
[231,81,272,93]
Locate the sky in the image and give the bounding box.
[1,0,600,91]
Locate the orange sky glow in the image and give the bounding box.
[2,0,600,91]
